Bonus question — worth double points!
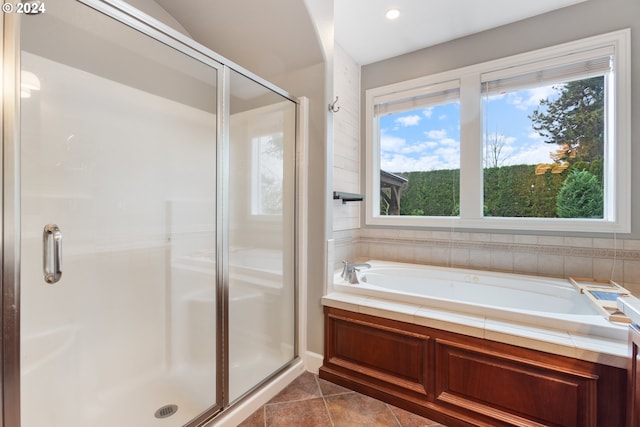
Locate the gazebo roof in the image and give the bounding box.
[380,170,408,188]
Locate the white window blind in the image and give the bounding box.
[481,46,613,95]
[373,80,460,116]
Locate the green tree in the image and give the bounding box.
[556,170,603,218]
[529,76,604,163]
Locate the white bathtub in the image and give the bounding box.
[325,260,629,367]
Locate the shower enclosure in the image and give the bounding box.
[1,1,299,426]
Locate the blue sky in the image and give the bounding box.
[379,85,559,173]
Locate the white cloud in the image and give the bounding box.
[425,129,447,139]
[380,124,462,172]
[381,153,446,172]
[425,141,438,148]
[434,146,460,168]
[483,129,553,166]
[503,143,554,166]
[527,129,545,143]
[507,85,558,111]
[381,135,460,172]
[380,134,407,152]
[484,132,517,146]
[378,83,569,173]
[394,114,421,127]
[439,137,459,148]
[399,142,432,154]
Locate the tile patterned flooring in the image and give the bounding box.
[237,372,447,427]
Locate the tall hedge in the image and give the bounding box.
[391,162,603,218]
[397,169,459,216]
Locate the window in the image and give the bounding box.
[231,100,294,219]
[252,133,284,215]
[375,81,460,216]
[365,30,630,233]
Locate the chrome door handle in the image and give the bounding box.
[43,224,62,284]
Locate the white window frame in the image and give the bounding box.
[365,29,631,233]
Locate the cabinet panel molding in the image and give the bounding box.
[321,307,626,427]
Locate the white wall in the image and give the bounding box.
[332,43,361,232]
[123,0,192,36]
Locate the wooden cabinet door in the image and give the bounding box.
[629,324,640,426]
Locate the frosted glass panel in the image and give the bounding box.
[19,1,218,426]
[228,70,296,402]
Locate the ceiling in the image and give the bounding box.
[153,0,589,76]
[154,0,323,79]
[334,0,588,65]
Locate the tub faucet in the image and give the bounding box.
[341,260,371,284]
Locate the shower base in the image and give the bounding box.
[83,370,211,427]
[22,348,287,426]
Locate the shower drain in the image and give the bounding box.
[154,404,178,419]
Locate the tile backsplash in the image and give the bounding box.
[332,228,640,295]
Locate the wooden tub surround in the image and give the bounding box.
[320,307,627,427]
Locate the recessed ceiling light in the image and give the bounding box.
[385,8,400,20]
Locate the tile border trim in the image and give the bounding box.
[334,234,640,261]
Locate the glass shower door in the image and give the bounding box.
[18,1,219,426]
[227,70,297,402]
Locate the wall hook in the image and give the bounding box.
[328,96,340,113]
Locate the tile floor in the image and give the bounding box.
[237,372,447,427]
